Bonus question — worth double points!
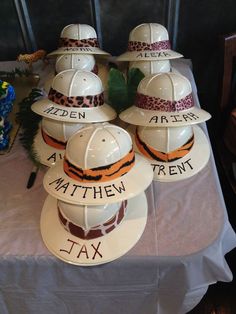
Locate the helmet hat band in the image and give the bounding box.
[41,128,67,150]
[58,200,127,240]
[128,40,170,52]
[135,92,194,112]
[58,37,99,48]
[135,129,194,162]
[48,88,104,108]
[63,148,135,183]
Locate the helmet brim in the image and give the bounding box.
[116,49,183,61]
[43,153,153,205]
[119,105,211,127]
[48,47,110,57]
[132,125,211,182]
[40,192,147,265]
[31,98,117,123]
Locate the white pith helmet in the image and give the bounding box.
[117,23,183,61]
[33,117,84,167]
[130,23,169,43]
[119,72,211,127]
[52,69,101,96]
[43,122,153,204]
[32,69,116,123]
[139,71,190,99]
[40,191,148,265]
[55,55,108,92]
[138,125,193,152]
[48,24,110,57]
[55,54,96,73]
[58,200,121,230]
[43,55,108,95]
[42,117,83,142]
[134,125,210,182]
[129,60,171,76]
[66,123,131,169]
[61,23,97,40]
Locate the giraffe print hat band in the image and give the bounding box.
[57,200,128,240]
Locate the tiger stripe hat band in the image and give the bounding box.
[135,92,194,112]
[48,88,104,108]
[135,130,194,162]
[63,148,135,183]
[41,128,67,150]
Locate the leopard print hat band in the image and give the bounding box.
[58,37,99,48]
[135,92,194,112]
[128,40,171,52]
[48,87,104,108]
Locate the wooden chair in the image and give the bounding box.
[219,33,236,112]
[218,32,236,193]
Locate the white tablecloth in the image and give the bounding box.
[0,59,235,314]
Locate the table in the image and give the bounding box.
[0,59,235,314]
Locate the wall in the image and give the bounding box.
[1,0,175,60]
[1,0,236,118]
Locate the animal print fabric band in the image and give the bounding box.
[48,88,104,108]
[58,200,127,240]
[63,148,135,183]
[135,129,194,162]
[135,92,194,112]
[58,37,99,48]
[41,128,67,150]
[128,40,170,51]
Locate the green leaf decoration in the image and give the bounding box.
[127,68,145,106]
[108,68,127,113]
[108,67,144,113]
[16,88,43,167]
